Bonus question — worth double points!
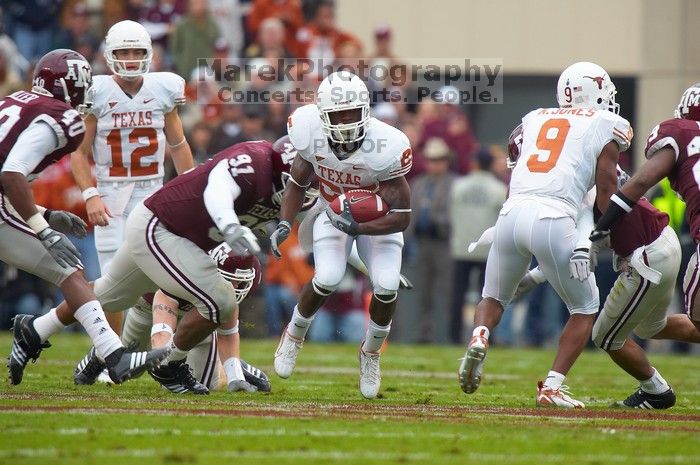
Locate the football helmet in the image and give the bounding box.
[506,123,523,169]
[32,49,92,111]
[316,70,370,144]
[104,20,153,79]
[556,62,619,114]
[271,135,319,210]
[208,243,261,304]
[674,83,700,120]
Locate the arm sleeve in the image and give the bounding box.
[645,122,681,160]
[575,188,596,249]
[1,122,59,175]
[203,159,242,233]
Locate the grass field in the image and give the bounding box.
[1,333,699,464]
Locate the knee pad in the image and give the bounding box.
[371,272,401,296]
[312,278,335,296]
[373,292,397,304]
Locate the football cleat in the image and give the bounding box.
[359,345,381,399]
[615,387,676,410]
[107,346,170,384]
[240,359,271,392]
[7,314,51,386]
[149,359,209,394]
[458,333,489,394]
[74,346,107,385]
[536,381,585,408]
[273,326,303,379]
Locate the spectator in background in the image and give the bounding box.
[373,102,398,126]
[308,269,368,343]
[418,86,477,175]
[247,0,303,57]
[232,104,275,143]
[170,0,221,79]
[5,0,61,61]
[404,138,457,343]
[141,0,186,64]
[208,104,243,153]
[0,10,29,79]
[293,0,361,64]
[448,148,507,344]
[265,100,291,139]
[188,120,214,163]
[244,17,290,59]
[368,25,403,97]
[54,3,99,54]
[0,48,23,96]
[264,223,314,335]
[208,0,244,58]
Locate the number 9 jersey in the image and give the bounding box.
[87,72,185,181]
[508,107,632,218]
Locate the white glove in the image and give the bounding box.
[269,220,291,259]
[513,268,544,301]
[45,210,87,238]
[222,224,260,255]
[467,226,496,253]
[569,247,590,281]
[589,236,610,273]
[227,379,258,392]
[38,227,82,268]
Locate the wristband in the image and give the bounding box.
[42,209,53,221]
[26,212,50,234]
[167,137,187,149]
[151,323,174,338]
[82,187,100,202]
[216,320,239,336]
[278,220,292,230]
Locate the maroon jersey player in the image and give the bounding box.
[3,49,169,387]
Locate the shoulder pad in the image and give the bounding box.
[364,119,412,179]
[148,72,186,108]
[287,104,321,151]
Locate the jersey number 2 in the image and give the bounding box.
[527,118,570,173]
[107,128,159,177]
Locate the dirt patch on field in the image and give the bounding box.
[1,400,699,431]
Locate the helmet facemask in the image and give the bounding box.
[106,47,152,79]
[218,267,256,304]
[320,106,370,144]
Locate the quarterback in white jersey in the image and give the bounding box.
[270,71,412,399]
[459,62,631,408]
[71,21,193,339]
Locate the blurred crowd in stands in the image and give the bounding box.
[0,0,694,352]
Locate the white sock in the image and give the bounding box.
[163,340,188,365]
[287,305,314,340]
[543,370,565,390]
[472,325,490,341]
[362,319,391,353]
[640,368,670,394]
[32,308,66,342]
[74,301,123,361]
[223,356,245,382]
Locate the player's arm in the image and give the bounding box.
[151,290,180,348]
[203,159,260,254]
[358,176,411,235]
[270,155,315,258]
[164,109,194,175]
[1,122,81,267]
[71,114,111,227]
[593,140,620,214]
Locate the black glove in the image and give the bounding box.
[325,199,359,236]
[38,227,82,268]
[270,220,291,259]
[589,229,611,243]
[44,210,87,238]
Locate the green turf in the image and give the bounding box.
[1,333,699,464]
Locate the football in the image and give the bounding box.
[330,189,390,223]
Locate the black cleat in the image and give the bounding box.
[106,346,171,384]
[241,359,271,392]
[149,359,209,394]
[74,346,107,385]
[615,387,676,410]
[8,314,50,385]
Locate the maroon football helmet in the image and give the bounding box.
[208,243,261,303]
[271,135,319,210]
[506,123,523,169]
[32,49,92,111]
[675,83,700,121]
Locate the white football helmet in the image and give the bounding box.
[316,70,370,144]
[556,62,619,114]
[104,20,153,79]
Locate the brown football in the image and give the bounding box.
[330,189,389,223]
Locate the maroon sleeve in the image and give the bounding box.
[644,119,697,162]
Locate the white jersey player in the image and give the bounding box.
[71,20,194,339]
[458,62,632,408]
[269,71,412,399]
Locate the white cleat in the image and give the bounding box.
[536,381,585,408]
[359,345,381,399]
[458,334,489,394]
[273,327,303,379]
